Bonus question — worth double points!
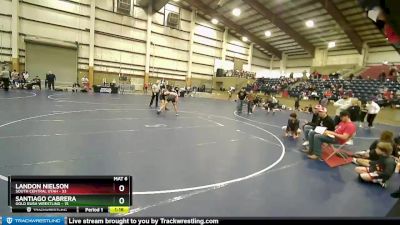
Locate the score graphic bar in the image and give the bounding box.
[8,176,132,211]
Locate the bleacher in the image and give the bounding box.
[360,65,400,80]
[288,78,399,102]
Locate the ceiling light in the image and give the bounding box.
[328,41,336,48]
[242,36,248,42]
[305,20,314,28]
[173,0,180,2]
[211,18,218,25]
[232,8,241,17]
[265,30,271,37]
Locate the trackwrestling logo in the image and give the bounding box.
[2,216,64,225]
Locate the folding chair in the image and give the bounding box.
[325,133,356,161]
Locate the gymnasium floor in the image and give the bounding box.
[0,90,399,217]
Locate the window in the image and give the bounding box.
[164,3,180,29]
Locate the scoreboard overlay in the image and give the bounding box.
[8,176,132,213]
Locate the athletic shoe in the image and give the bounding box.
[176,113,179,116]
[391,190,400,198]
[249,112,252,115]
[302,141,309,146]
[157,110,161,115]
[359,124,363,128]
[354,150,367,155]
[308,154,322,161]
[352,158,359,165]
[301,147,310,153]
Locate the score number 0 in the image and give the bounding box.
[118,185,125,205]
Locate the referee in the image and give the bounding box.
[149,81,160,108]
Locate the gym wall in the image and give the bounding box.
[0,0,399,82]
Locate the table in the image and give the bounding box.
[93,85,119,94]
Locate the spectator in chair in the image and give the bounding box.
[353,131,398,167]
[302,106,335,147]
[306,110,356,160]
[302,105,322,142]
[355,142,396,188]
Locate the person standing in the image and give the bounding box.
[47,71,56,90]
[333,92,352,125]
[144,82,148,95]
[81,75,89,91]
[246,90,255,115]
[320,96,329,108]
[347,99,361,125]
[366,98,381,128]
[294,97,300,111]
[237,87,247,114]
[1,66,10,91]
[149,81,160,108]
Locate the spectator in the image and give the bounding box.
[11,69,19,87]
[379,71,386,82]
[81,75,89,91]
[237,87,247,114]
[294,97,300,111]
[320,96,329,108]
[23,71,29,81]
[347,99,361,124]
[302,107,335,147]
[355,142,396,188]
[29,76,41,90]
[283,112,301,139]
[144,82,148,95]
[246,90,255,115]
[307,110,356,160]
[333,92,352,125]
[353,131,398,166]
[0,66,10,91]
[302,105,322,145]
[366,98,381,128]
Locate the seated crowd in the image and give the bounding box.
[235,85,400,196]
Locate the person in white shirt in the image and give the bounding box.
[81,75,89,91]
[333,92,352,125]
[366,99,381,128]
[149,80,160,108]
[23,71,29,81]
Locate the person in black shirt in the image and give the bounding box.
[347,99,360,123]
[302,105,322,146]
[391,136,400,197]
[302,107,335,148]
[237,87,247,113]
[294,97,300,111]
[353,131,398,166]
[283,113,300,139]
[355,142,396,187]
[46,71,56,90]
